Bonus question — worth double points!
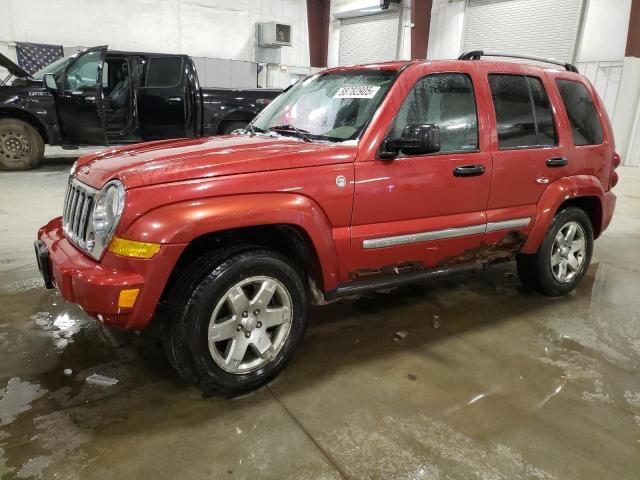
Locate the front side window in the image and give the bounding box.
[389,73,479,153]
[556,79,603,145]
[145,57,183,87]
[63,50,101,90]
[489,74,557,149]
[251,70,396,142]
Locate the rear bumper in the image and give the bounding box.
[37,217,186,330]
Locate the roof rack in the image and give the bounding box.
[458,50,579,73]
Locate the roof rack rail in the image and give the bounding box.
[458,50,579,73]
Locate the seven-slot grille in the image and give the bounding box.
[62,177,97,248]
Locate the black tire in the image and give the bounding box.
[162,249,308,397]
[160,244,254,385]
[0,118,45,171]
[220,121,248,135]
[516,207,594,296]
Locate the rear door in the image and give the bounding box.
[479,63,567,246]
[137,55,195,140]
[349,63,493,275]
[54,46,107,145]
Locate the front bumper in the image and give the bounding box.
[36,217,186,330]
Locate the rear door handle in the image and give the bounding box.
[453,164,485,177]
[546,157,568,167]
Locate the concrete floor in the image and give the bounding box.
[0,150,639,479]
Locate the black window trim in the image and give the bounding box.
[555,78,605,147]
[144,56,184,89]
[489,73,559,152]
[382,71,481,159]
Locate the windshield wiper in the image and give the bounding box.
[245,124,267,136]
[268,125,313,142]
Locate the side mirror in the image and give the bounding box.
[43,73,58,90]
[380,124,441,159]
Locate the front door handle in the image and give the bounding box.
[453,164,486,177]
[546,157,568,168]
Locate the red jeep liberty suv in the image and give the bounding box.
[35,51,619,396]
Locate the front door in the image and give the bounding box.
[137,56,193,140]
[54,46,107,145]
[350,66,493,277]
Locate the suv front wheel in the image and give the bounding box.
[162,249,308,396]
[517,207,594,296]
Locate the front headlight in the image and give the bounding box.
[92,180,125,237]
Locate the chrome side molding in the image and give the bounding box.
[485,217,531,232]
[362,217,531,250]
[362,224,486,249]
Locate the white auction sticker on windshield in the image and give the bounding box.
[334,86,381,99]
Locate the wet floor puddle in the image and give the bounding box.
[0,261,638,478]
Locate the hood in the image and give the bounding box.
[0,52,31,79]
[74,135,358,189]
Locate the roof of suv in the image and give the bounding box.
[323,52,581,77]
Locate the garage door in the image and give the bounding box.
[339,11,400,66]
[463,0,585,62]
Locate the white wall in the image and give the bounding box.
[327,0,411,68]
[0,0,310,87]
[576,0,631,62]
[426,0,466,60]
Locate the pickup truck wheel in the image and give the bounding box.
[0,119,45,171]
[164,249,308,397]
[516,207,593,296]
[220,121,248,135]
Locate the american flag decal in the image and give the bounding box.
[16,42,63,75]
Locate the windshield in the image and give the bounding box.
[250,70,396,142]
[32,56,74,80]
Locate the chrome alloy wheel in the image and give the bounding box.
[0,130,31,165]
[550,221,587,283]
[208,276,293,374]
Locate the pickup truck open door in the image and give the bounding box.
[137,55,200,140]
[51,46,108,145]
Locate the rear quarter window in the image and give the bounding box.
[555,79,603,145]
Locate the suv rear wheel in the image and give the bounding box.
[162,249,308,396]
[0,119,45,170]
[516,207,593,296]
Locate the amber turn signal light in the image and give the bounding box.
[118,288,140,308]
[108,237,161,259]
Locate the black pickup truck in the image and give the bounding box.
[0,46,281,170]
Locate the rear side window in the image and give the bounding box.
[145,57,183,87]
[390,73,478,153]
[489,74,557,149]
[556,79,603,145]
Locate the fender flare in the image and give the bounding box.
[123,192,341,290]
[521,175,605,254]
[0,105,51,143]
[216,108,258,132]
